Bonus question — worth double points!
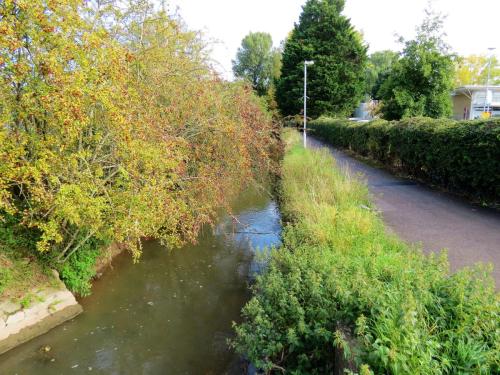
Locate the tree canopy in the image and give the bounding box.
[378,8,454,120]
[365,50,399,99]
[454,54,500,87]
[232,32,282,96]
[0,0,276,295]
[276,0,367,118]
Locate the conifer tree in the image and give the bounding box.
[276,0,367,118]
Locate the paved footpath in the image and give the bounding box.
[307,135,500,284]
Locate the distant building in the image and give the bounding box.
[352,101,376,121]
[452,85,500,120]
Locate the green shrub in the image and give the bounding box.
[309,117,500,203]
[57,236,107,297]
[0,212,40,251]
[232,130,499,374]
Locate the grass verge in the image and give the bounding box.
[0,214,56,300]
[232,129,499,374]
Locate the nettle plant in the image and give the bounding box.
[233,134,499,374]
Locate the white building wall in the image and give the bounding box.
[470,89,500,119]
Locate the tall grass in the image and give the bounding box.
[232,129,499,374]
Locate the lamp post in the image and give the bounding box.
[303,60,314,148]
[485,47,496,114]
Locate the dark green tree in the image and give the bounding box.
[365,50,399,99]
[276,0,367,118]
[378,8,454,120]
[232,32,281,96]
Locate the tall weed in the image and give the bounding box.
[233,129,499,374]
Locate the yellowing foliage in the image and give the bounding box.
[454,54,500,87]
[0,0,277,283]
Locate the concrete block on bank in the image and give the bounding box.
[0,282,82,355]
[0,319,7,341]
[5,310,25,327]
[1,300,21,315]
[333,324,358,375]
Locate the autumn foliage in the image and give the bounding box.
[0,0,277,294]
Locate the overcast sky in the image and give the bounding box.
[166,0,500,79]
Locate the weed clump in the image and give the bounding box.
[232,129,499,374]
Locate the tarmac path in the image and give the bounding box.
[307,135,500,284]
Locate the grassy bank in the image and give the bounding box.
[232,129,499,374]
[308,117,500,205]
[0,251,55,303]
[0,214,56,300]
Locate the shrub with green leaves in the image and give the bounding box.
[58,236,108,297]
[309,117,500,204]
[232,130,499,374]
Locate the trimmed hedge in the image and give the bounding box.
[309,117,500,203]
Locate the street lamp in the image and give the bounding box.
[303,60,314,148]
[485,47,496,115]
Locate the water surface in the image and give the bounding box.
[0,186,280,375]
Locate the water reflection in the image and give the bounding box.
[0,186,281,375]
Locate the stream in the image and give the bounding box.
[0,186,281,374]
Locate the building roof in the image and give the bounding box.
[453,85,500,96]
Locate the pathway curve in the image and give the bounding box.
[307,135,500,284]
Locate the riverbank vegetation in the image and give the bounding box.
[232,129,499,374]
[0,213,55,299]
[0,0,277,297]
[310,117,500,205]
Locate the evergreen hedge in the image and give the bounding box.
[309,117,500,203]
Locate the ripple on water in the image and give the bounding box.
[0,187,281,375]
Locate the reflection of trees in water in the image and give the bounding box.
[214,199,281,283]
[216,203,280,246]
[221,182,275,218]
[0,190,281,375]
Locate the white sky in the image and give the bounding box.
[166,0,500,79]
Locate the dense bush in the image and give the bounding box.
[232,130,499,374]
[0,0,277,295]
[58,236,106,296]
[309,117,500,203]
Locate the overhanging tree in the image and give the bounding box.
[0,0,276,295]
[276,0,367,118]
